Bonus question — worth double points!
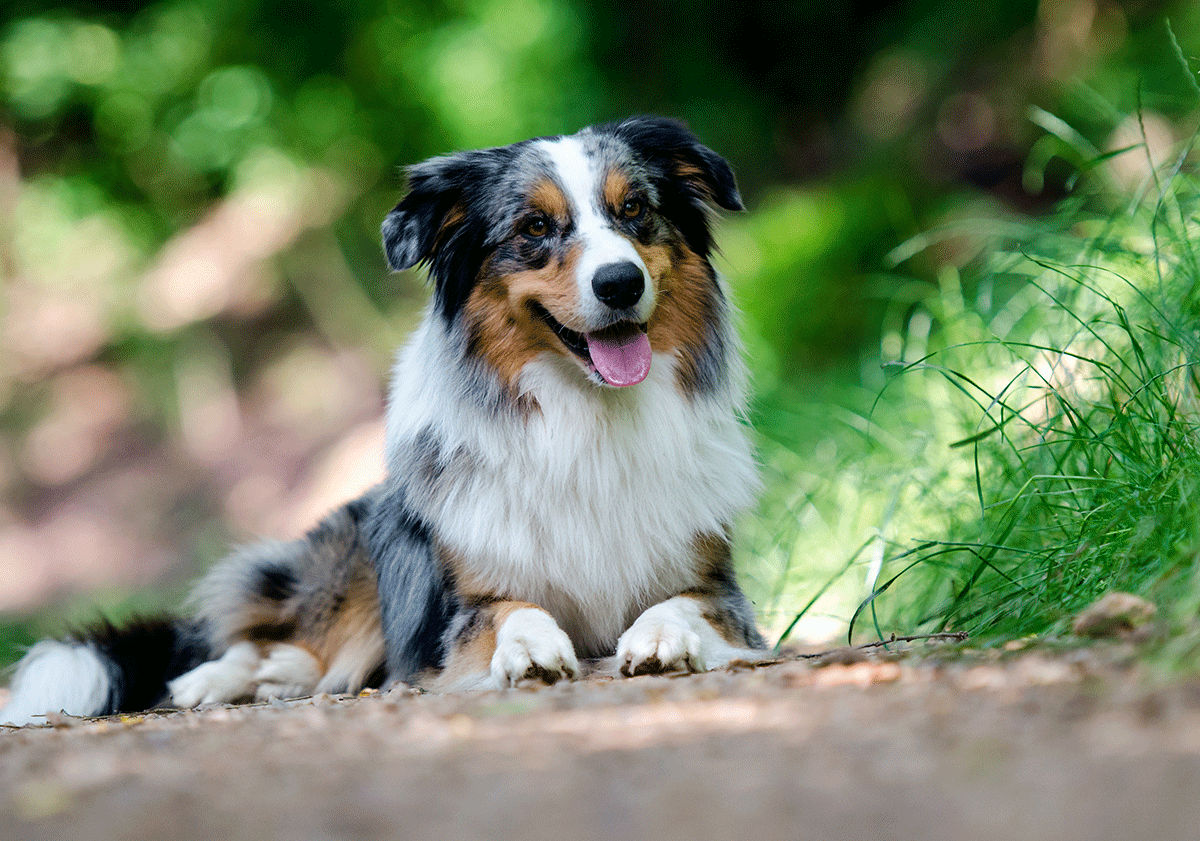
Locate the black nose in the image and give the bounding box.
[592,261,645,309]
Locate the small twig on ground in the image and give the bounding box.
[795,631,969,660]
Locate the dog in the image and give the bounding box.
[0,116,766,725]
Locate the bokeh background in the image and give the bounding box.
[1,0,1199,662]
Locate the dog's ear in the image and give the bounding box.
[612,116,743,256]
[613,116,743,212]
[382,150,497,320]
[382,153,476,272]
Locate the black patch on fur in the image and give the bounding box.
[442,603,486,651]
[410,426,446,485]
[244,620,299,642]
[304,488,374,546]
[362,661,388,690]
[254,563,298,602]
[365,481,458,683]
[74,616,211,714]
[608,116,743,258]
[341,490,378,524]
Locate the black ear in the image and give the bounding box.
[381,151,495,321]
[613,115,744,213]
[382,153,474,272]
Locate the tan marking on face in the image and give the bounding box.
[640,241,719,394]
[633,241,673,281]
[440,204,466,233]
[603,169,633,211]
[463,244,584,391]
[529,178,570,222]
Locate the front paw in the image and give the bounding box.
[617,608,705,676]
[490,608,580,688]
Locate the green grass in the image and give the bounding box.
[745,109,1200,659]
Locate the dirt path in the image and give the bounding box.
[2,646,1200,841]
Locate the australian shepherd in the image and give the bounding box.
[1,116,766,725]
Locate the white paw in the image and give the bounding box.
[490,608,580,688]
[253,644,322,701]
[616,596,766,677]
[168,642,260,708]
[617,607,705,676]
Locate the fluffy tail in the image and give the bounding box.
[0,617,210,726]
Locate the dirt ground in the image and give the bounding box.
[3,642,1200,841]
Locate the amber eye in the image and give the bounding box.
[522,215,549,238]
[621,196,645,220]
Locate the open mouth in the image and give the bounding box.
[529,301,652,387]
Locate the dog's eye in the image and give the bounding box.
[522,216,550,238]
[621,196,645,220]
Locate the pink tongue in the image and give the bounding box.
[585,330,652,387]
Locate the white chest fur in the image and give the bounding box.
[385,317,758,656]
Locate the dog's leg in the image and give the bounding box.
[431,601,579,692]
[616,532,767,677]
[366,485,455,685]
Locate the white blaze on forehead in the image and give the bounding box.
[537,136,654,324]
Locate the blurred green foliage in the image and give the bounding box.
[2,0,1200,657]
[4,1,1197,367]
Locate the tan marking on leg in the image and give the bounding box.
[678,594,748,647]
[437,544,503,603]
[238,607,299,644]
[225,580,301,645]
[687,530,735,590]
[678,532,756,647]
[303,569,385,694]
[428,616,497,691]
[427,600,545,692]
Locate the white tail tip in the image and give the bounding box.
[1,640,112,726]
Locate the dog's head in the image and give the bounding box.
[382,116,742,391]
